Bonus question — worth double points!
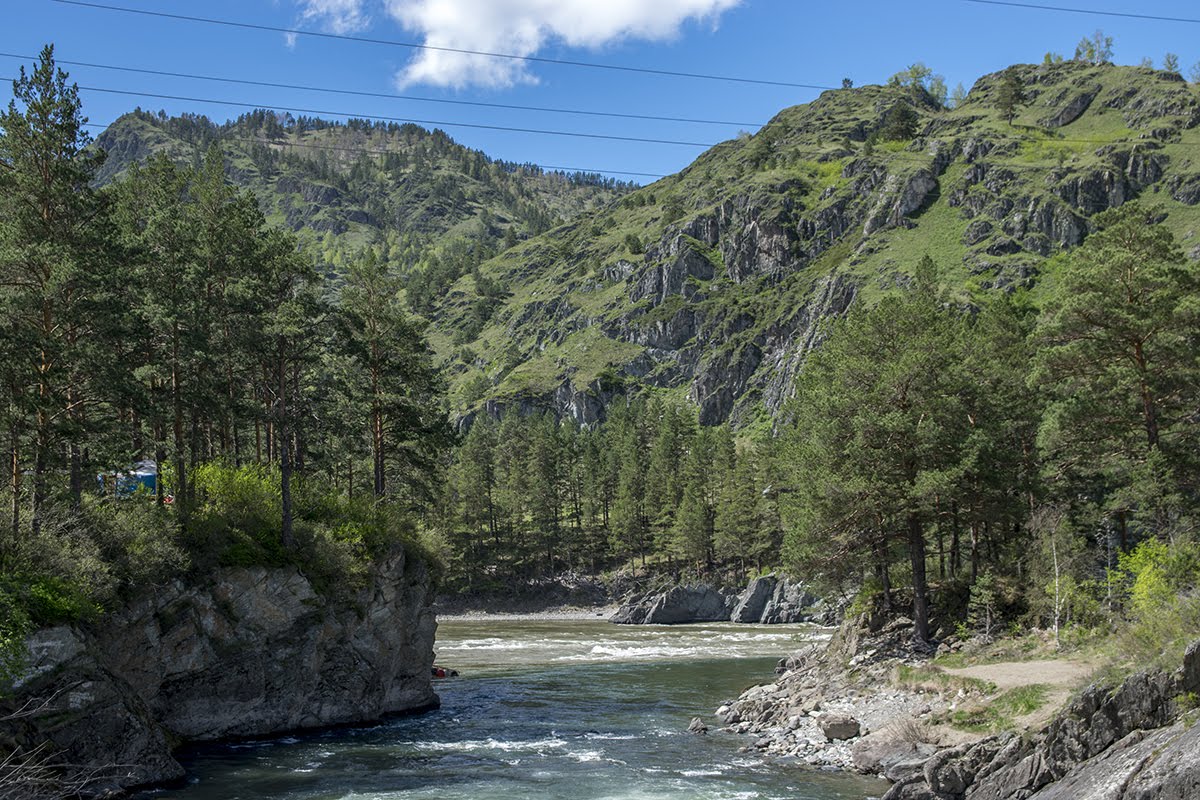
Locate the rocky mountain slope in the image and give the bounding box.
[427,61,1200,428]
[0,549,437,797]
[94,62,1200,430]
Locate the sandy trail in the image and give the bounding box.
[941,658,1099,729]
[942,659,1096,691]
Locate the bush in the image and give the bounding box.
[0,587,30,686]
[87,499,188,591]
[1114,538,1200,669]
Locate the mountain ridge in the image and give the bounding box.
[94,60,1200,430]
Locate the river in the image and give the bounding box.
[137,619,885,800]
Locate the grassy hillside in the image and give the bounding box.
[425,61,1200,429]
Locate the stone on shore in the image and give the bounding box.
[820,714,861,741]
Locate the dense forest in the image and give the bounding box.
[2,43,1199,683]
[0,48,452,675]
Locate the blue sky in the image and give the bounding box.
[9,1,1200,181]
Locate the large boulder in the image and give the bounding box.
[820,714,861,741]
[852,731,938,779]
[731,576,778,623]
[609,584,735,625]
[644,584,732,624]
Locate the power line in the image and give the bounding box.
[51,0,836,91]
[962,0,1200,25]
[78,122,669,178]
[0,52,762,129]
[51,81,721,148]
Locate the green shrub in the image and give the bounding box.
[1114,538,1200,669]
[0,587,30,687]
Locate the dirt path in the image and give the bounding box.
[942,659,1098,730]
[942,659,1095,691]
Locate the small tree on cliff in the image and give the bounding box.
[995,68,1027,125]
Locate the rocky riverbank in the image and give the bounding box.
[0,548,438,798]
[712,616,1200,800]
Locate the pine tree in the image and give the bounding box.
[0,45,112,530]
[782,256,966,644]
[1034,202,1200,540]
[995,68,1027,125]
[336,250,451,503]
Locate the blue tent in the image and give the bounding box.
[97,459,157,496]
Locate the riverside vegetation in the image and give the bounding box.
[3,36,1200,798]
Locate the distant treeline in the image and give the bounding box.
[432,401,781,590]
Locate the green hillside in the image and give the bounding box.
[94,108,634,270]
[422,60,1200,429]
[94,61,1200,432]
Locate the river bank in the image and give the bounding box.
[713,614,1200,799]
[1,549,438,799]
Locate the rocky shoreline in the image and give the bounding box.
[712,616,1200,799]
[438,571,835,626]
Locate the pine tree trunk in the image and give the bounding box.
[278,354,295,550]
[172,329,187,520]
[9,420,20,550]
[908,512,931,644]
[30,412,47,536]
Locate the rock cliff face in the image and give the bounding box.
[434,61,1200,429]
[0,549,438,796]
[609,575,826,625]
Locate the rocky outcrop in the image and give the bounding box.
[882,639,1200,800]
[609,584,734,624]
[611,575,824,625]
[1041,86,1099,128]
[0,549,437,797]
[730,575,826,624]
[631,240,716,305]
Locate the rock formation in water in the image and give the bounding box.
[0,548,437,796]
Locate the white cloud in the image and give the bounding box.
[296,0,371,35]
[382,0,744,89]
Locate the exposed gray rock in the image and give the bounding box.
[0,549,437,797]
[852,731,938,775]
[1042,86,1099,128]
[1169,174,1200,205]
[864,170,939,235]
[820,714,861,741]
[630,240,716,306]
[1117,722,1200,800]
[731,576,778,623]
[761,578,821,624]
[609,584,734,625]
[883,643,1200,800]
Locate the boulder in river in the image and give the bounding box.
[609,584,734,624]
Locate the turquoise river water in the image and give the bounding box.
[136,619,886,800]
